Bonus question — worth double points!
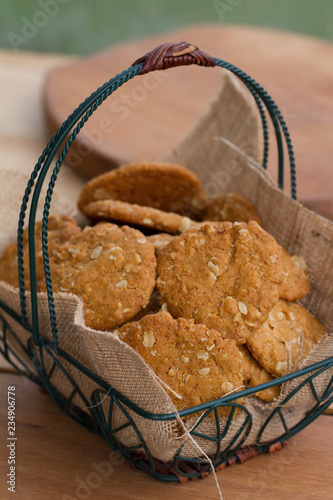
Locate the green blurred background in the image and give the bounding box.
[0,0,332,54]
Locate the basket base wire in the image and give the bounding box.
[1,299,333,481]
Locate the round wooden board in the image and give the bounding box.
[43,24,333,205]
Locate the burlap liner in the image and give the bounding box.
[0,73,332,462]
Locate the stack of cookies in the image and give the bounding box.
[0,161,326,413]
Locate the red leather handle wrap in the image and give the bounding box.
[132,41,216,75]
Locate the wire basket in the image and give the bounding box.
[0,42,333,482]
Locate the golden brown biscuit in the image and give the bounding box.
[156,221,284,344]
[280,249,310,301]
[204,192,262,225]
[246,300,326,378]
[49,223,156,331]
[78,161,207,220]
[83,200,197,234]
[0,215,81,289]
[148,233,175,256]
[117,311,243,415]
[238,345,280,402]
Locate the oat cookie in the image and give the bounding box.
[83,200,197,234]
[49,223,156,331]
[0,215,81,289]
[156,221,284,343]
[78,161,207,219]
[204,192,262,225]
[246,300,326,378]
[280,249,310,301]
[117,311,243,415]
[238,345,280,402]
[148,233,175,256]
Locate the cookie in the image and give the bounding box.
[246,300,326,378]
[280,249,310,301]
[148,233,175,256]
[0,215,81,289]
[156,221,284,343]
[49,223,156,331]
[238,345,280,402]
[78,161,207,219]
[204,192,262,225]
[83,200,197,234]
[117,311,243,415]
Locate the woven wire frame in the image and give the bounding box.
[1,297,333,482]
[0,313,39,384]
[0,54,331,482]
[18,57,297,349]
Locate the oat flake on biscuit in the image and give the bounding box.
[246,300,326,378]
[49,223,156,331]
[148,233,175,256]
[117,311,243,416]
[83,199,197,235]
[156,221,285,344]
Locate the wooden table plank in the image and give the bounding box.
[0,373,332,500]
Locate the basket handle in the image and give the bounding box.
[131,41,216,74]
[18,40,295,352]
[131,41,295,197]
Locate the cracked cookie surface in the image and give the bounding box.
[246,300,326,378]
[117,311,243,415]
[49,223,156,330]
[156,221,284,343]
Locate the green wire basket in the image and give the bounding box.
[0,42,332,482]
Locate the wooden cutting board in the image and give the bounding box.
[43,24,333,209]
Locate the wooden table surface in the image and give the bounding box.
[0,373,332,500]
[0,26,333,499]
